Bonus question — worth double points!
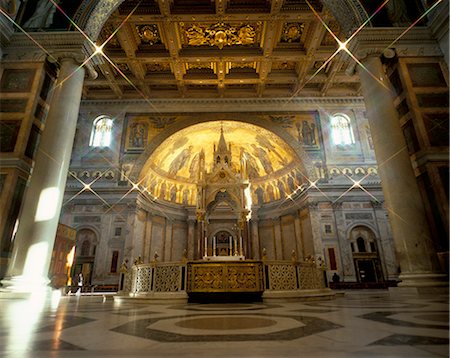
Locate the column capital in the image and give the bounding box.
[351,27,443,61]
[48,51,98,79]
[355,48,396,61]
[48,51,85,64]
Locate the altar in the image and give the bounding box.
[187,260,264,294]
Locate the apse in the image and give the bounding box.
[139,121,304,206]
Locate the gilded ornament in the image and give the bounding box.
[185,23,256,49]
[137,24,161,45]
[117,63,130,73]
[100,23,120,47]
[146,63,171,72]
[280,23,304,43]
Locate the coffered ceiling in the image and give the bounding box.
[83,0,361,100]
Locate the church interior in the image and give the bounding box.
[0,0,448,356]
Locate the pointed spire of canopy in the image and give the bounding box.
[213,123,232,167]
[217,125,228,153]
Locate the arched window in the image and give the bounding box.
[81,240,90,256]
[357,237,366,252]
[89,115,113,147]
[330,114,355,146]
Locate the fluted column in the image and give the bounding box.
[2,55,85,292]
[359,55,446,287]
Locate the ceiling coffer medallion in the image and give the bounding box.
[136,24,161,45]
[100,23,120,47]
[186,62,214,71]
[272,61,296,71]
[146,63,171,72]
[231,62,256,70]
[184,23,256,49]
[280,22,304,43]
[117,63,131,73]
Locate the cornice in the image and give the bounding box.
[4,31,87,49]
[352,27,443,58]
[80,97,366,113]
[2,31,98,78]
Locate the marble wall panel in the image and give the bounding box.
[259,220,275,260]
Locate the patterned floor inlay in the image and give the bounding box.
[414,313,449,323]
[0,292,447,356]
[293,308,337,313]
[24,339,85,351]
[174,316,277,330]
[111,313,342,342]
[111,310,160,316]
[168,303,280,311]
[36,316,96,333]
[359,311,449,330]
[369,334,449,346]
[306,301,427,309]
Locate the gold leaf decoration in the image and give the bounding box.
[185,23,256,49]
[136,24,161,45]
[280,22,304,43]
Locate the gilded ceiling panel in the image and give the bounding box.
[179,22,262,49]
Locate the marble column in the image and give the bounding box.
[359,55,446,287]
[2,55,85,292]
[143,214,153,263]
[273,218,283,260]
[251,220,260,259]
[187,220,195,260]
[164,220,173,261]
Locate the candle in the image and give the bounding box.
[204,236,207,257]
[239,235,243,256]
[234,238,237,256]
[229,236,232,256]
[213,236,216,256]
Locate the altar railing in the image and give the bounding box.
[124,262,187,296]
[120,260,327,296]
[263,261,327,291]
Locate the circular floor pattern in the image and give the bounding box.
[175,316,276,330]
[168,303,280,311]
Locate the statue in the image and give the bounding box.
[153,251,159,262]
[291,250,297,262]
[133,256,143,265]
[181,249,188,262]
[119,259,129,273]
[262,248,267,260]
[23,0,58,29]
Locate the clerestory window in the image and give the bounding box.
[330,114,355,146]
[90,115,113,147]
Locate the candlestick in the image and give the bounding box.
[239,235,243,256]
[204,236,207,257]
[213,236,216,256]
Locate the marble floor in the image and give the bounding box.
[0,290,448,358]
